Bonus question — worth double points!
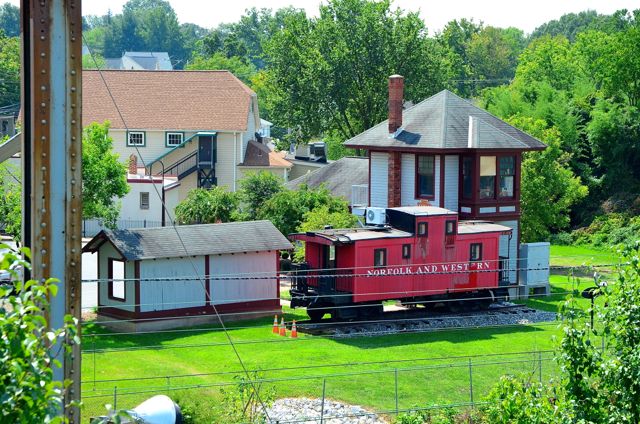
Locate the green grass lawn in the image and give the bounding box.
[81,246,614,422]
[550,244,620,268]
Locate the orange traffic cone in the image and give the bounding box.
[272,315,279,334]
[291,320,298,338]
[279,317,287,337]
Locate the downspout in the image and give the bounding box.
[233,132,238,191]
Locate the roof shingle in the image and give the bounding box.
[82,70,255,131]
[344,90,546,151]
[83,221,292,260]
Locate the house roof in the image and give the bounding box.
[104,52,173,71]
[240,140,292,168]
[343,90,546,151]
[285,157,369,202]
[82,70,255,131]
[82,220,293,261]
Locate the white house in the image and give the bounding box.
[82,220,293,332]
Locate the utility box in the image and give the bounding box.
[517,242,550,299]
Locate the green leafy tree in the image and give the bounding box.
[0,31,20,108]
[0,162,21,242]
[186,53,257,84]
[264,0,447,142]
[82,53,106,69]
[175,187,241,225]
[238,171,283,220]
[0,3,19,37]
[82,122,129,226]
[258,185,349,236]
[510,116,588,241]
[467,26,523,82]
[295,205,358,260]
[530,8,637,42]
[0,247,79,423]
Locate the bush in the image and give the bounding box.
[567,213,640,248]
[549,232,573,245]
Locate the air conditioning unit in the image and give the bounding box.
[366,207,386,226]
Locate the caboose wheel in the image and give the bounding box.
[307,306,325,322]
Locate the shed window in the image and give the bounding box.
[499,156,515,198]
[402,244,411,259]
[445,220,457,235]
[470,243,483,262]
[374,248,387,268]
[127,131,145,146]
[166,132,184,147]
[140,192,149,209]
[417,222,428,237]
[416,155,435,198]
[108,258,125,301]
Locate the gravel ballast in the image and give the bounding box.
[265,397,388,424]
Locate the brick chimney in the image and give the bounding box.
[388,74,404,134]
[128,154,137,175]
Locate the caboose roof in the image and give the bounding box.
[458,221,512,235]
[388,206,458,216]
[290,227,412,244]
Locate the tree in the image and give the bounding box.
[509,116,588,242]
[238,171,283,220]
[82,53,106,69]
[0,248,79,423]
[258,185,349,236]
[186,53,257,84]
[0,32,20,108]
[82,122,129,226]
[264,0,447,143]
[295,205,358,260]
[0,162,21,242]
[0,3,19,37]
[174,187,241,225]
[466,26,523,82]
[437,18,481,97]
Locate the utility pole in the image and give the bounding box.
[20,1,82,421]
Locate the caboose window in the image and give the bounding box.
[374,248,387,268]
[417,222,428,237]
[416,155,435,198]
[470,243,483,261]
[402,244,411,259]
[445,220,456,235]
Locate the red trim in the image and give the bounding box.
[98,299,281,321]
[204,255,211,305]
[107,258,126,302]
[367,151,371,206]
[414,154,436,200]
[134,261,140,313]
[439,154,446,207]
[127,178,164,184]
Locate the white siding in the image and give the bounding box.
[120,180,164,224]
[97,242,135,312]
[209,252,277,305]
[495,220,518,284]
[370,152,388,207]
[110,129,197,164]
[215,132,238,191]
[400,153,416,206]
[139,257,206,312]
[444,155,459,212]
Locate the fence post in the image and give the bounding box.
[394,368,399,415]
[113,386,117,411]
[539,351,543,383]
[468,358,474,406]
[93,337,96,391]
[320,378,326,424]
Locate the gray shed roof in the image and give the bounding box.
[83,221,292,260]
[285,157,369,202]
[344,90,546,151]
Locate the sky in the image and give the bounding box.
[7,0,639,33]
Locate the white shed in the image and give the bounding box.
[83,221,292,332]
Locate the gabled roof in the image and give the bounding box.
[240,140,292,168]
[82,70,255,131]
[105,52,173,71]
[82,221,292,261]
[344,90,546,151]
[285,157,368,202]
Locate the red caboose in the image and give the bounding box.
[289,206,513,321]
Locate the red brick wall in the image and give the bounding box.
[388,152,401,207]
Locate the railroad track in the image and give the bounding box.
[296,304,557,337]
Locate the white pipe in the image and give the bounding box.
[233,132,238,191]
